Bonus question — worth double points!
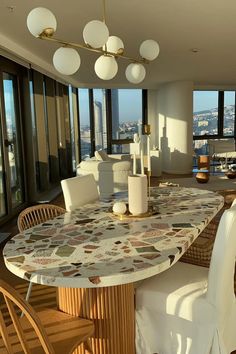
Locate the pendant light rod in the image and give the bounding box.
[39,32,149,64]
[102,0,107,24]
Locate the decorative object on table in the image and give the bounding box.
[128,175,148,216]
[225,170,236,179]
[130,135,141,175]
[159,181,180,187]
[26,0,160,83]
[112,202,127,215]
[133,133,140,144]
[143,124,151,199]
[193,169,210,183]
[109,203,159,220]
[229,164,236,172]
[193,155,210,183]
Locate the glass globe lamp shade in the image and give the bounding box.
[105,36,124,54]
[53,47,81,75]
[139,39,160,61]
[27,7,57,37]
[94,55,118,80]
[83,20,109,48]
[125,63,146,84]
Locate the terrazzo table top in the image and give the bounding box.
[3,187,224,288]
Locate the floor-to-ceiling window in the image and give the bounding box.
[93,89,107,151]
[2,73,24,208]
[0,123,6,217]
[193,90,236,158]
[223,91,235,136]
[0,58,26,223]
[78,89,92,160]
[111,89,143,153]
[77,88,146,159]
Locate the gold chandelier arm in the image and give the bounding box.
[39,33,149,64]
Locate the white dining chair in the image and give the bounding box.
[61,174,99,211]
[135,201,236,354]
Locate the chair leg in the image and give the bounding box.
[84,339,93,353]
[25,282,33,302]
[20,282,33,318]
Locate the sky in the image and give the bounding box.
[78,88,142,125]
[194,91,235,112]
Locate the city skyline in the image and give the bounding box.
[194,91,235,112]
[78,89,142,125]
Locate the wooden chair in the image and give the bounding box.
[0,279,94,354]
[17,204,66,303]
[17,204,66,233]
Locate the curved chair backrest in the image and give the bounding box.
[61,174,99,212]
[207,200,236,321]
[17,204,65,233]
[0,279,54,354]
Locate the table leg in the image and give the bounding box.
[57,284,135,354]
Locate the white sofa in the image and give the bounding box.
[76,154,132,196]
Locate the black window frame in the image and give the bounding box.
[193,90,236,145]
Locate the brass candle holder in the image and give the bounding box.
[144,124,151,202]
[143,124,151,135]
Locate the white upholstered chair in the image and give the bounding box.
[135,201,236,354]
[61,174,99,212]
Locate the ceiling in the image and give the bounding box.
[0,0,236,89]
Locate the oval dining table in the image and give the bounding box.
[3,187,224,354]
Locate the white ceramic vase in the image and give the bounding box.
[128,174,148,215]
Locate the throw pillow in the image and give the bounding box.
[95,150,110,161]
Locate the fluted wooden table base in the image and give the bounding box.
[58,284,135,354]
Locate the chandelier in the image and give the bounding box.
[26,1,160,84]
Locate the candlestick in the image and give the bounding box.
[147,135,151,172]
[144,124,151,135]
[133,152,137,175]
[140,136,144,175]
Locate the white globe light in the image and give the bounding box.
[139,39,160,61]
[105,36,124,54]
[27,7,57,37]
[83,20,109,48]
[125,63,146,84]
[53,47,81,75]
[94,55,118,80]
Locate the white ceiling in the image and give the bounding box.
[0,0,236,89]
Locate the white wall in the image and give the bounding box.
[148,81,193,174]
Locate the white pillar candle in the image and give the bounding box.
[147,135,151,172]
[140,136,144,175]
[128,175,148,215]
[133,152,137,175]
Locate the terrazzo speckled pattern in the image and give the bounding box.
[3,187,224,288]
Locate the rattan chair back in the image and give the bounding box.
[17,204,65,233]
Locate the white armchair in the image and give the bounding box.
[76,154,132,196]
